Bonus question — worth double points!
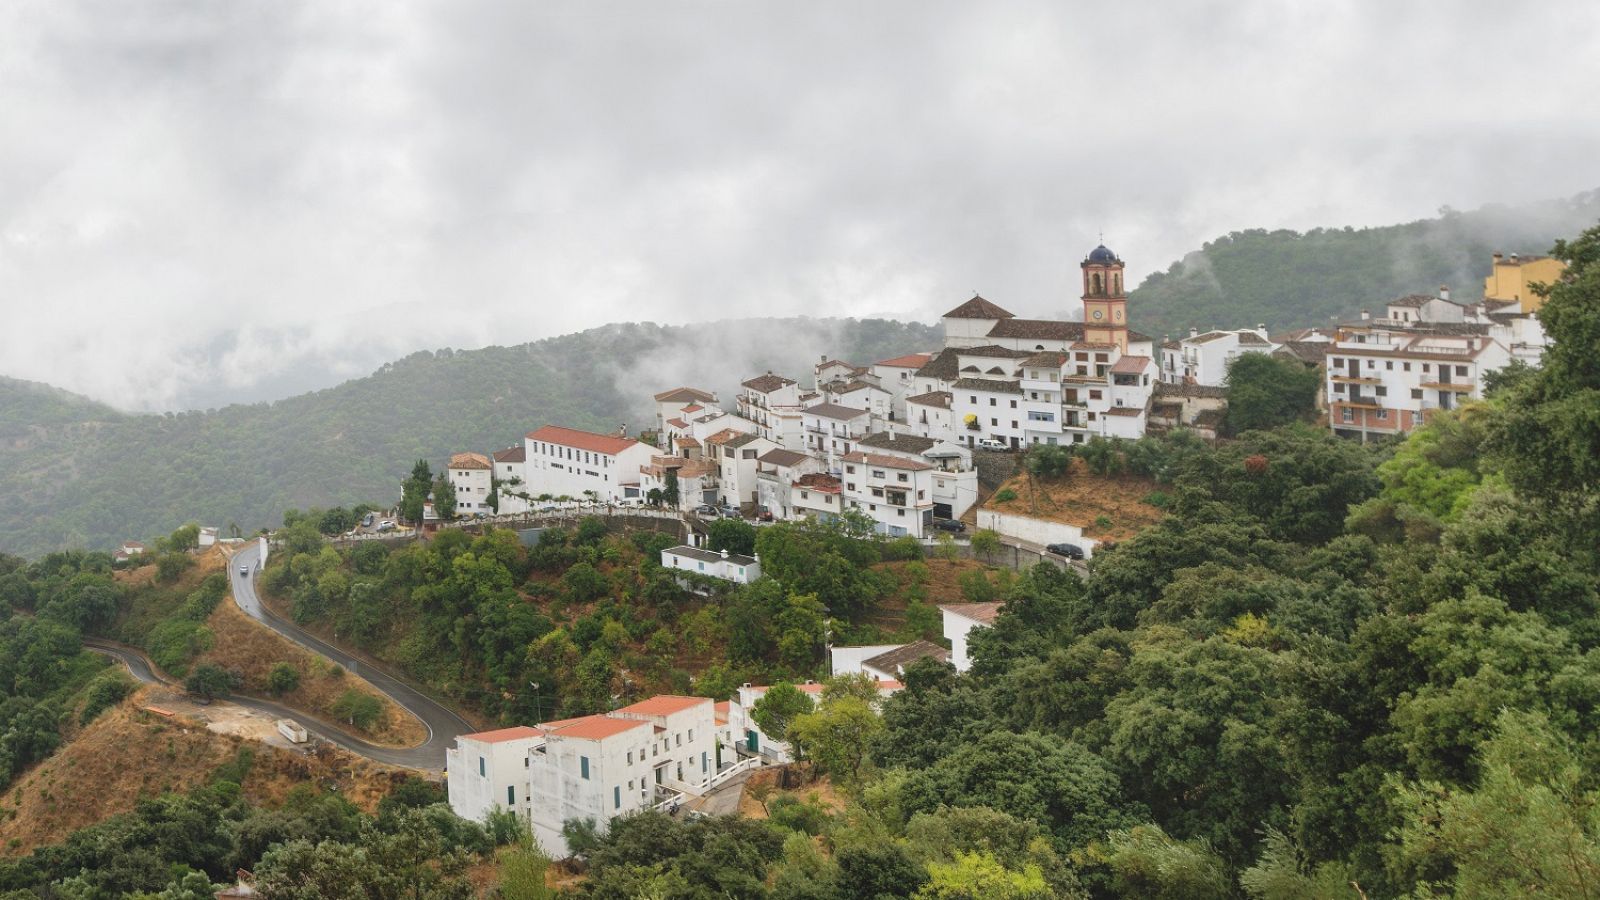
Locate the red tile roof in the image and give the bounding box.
[939,601,1005,625]
[449,452,492,470]
[493,446,526,463]
[539,715,651,741]
[1110,355,1152,374]
[942,294,1016,320]
[461,725,543,744]
[742,373,796,392]
[876,352,934,368]
[681,403,704,413]
[526,425,641,456]
[613,695,711,717]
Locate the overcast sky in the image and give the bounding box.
[2,1,1597,412]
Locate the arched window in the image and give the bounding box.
[1113,273,1122,295]
[1091,273,1103,296]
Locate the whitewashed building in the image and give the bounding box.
[523,425,655,502]
[491,446,531,515]
[839,450,936,538]
[938,602,1004,672]
[830,641,947,681]
[653,387,720,448]
[872,353,934,421]
[754,448,825,521]
[801,403,871,466]
[904,390,956,444]
[447,452,494,515]
[1159,328,1277,387]
[660,545,762,584]
[737,373,808,449]
[706,430,779,510]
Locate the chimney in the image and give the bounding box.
[1493,251,1504,262]
[1360,309,1370,321]
[1188,327,1198,338]
[720,548,728,559]
[1439,285,1450,302]
[1510,253,1519,262]
[1256,323,1266,333]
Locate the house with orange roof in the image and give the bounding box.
[447,695,726,859]
[872,351,936,421]
[523,424,655,503]
[446,452,493,516]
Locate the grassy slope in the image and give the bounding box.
[0,317,940,557]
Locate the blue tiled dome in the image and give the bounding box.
[1087,244,1118,264]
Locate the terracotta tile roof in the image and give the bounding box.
[952,377,1022,394]
[941,294,1016,320]
[526,425,641,456]
[449,452,492,471]
[863,640,949,673]
[654,387,718,403]
[1110,355,1152,374]
[674,436,701,448]
[666,417,688,428]
[1104,407,1144,417]
[938,601,1004,625]
[1274,341,1329,364]
[906,390,952,409]
[805,402,870,421]
[742,373,796,392]
[681,403,704,414]
[759,448,812,467]
[1388,294,1437,308]
[842,451,935,471]
[493,446,525,463]
[986,318,1085,341]
[461,725,543,744]
[831,380,886,394]
[877,352,934,368]
[1071,341,1118,351]
[856,432,938,454]
[1236,331,1271,346]
[539,715,652,741]
[914,348,962,381]
[795,472,842,492]
[613,695,710,717]
[1162,339,1182,350]
[725,432,762,448]
[704,428,742,446]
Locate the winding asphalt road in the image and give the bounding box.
[82,638,440,766]
[218,541,475,769]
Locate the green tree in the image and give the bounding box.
[1101,825,1232,900]
[752,682,813,743]
[184,663,237,701]
[266,663,301,697]
[400,459,432,525]
[332,689,383,730]
[970,529,1001,563]
[664,469,680,507]
[915,851,1052,900]
[706,517,757,555]
[167,523,202,552]
[788,696,883,781]
[432,474,458,519]
[1224,353,1321,434]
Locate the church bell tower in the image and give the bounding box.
[1081,244,1128,351]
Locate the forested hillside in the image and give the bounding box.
[0,317,939,557]
[1129,188,1600,338]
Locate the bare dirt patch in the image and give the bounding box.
[0,687,412,857]
[738,767,845,820]
[983,457,1166,541]
[194,600,427,748]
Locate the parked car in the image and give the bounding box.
[695,504,718,517]
[1046,542,1085,560]
[932,519,967,533]
[976,438,1008,451]
[376,520,396,532]
[361,512,375,527]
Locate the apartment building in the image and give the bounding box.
[904,390,956,443]
[1326,295,1514,441]
[872,353,934,421]
[447,697,722,859]
[839,450,936,538]
[754,448,825,521]
[652,387,720,448]
[523,425,655,502]
[1015,346,1156,445]
[854,431,978,520]
[1159,327,1276,387]
[938,602,1004,672]
[737,373,807,449]
[705,430,778,509]
[1483,251,1566,313]
[800,403,871,465]
[446,452,493,515]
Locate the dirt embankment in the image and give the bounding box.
[0,688,414,857]
[984,457,1166,541]
[193,600,427,748]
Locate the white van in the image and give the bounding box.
[976,438,1008,451]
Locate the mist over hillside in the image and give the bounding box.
[0,317,939,557]
[1129,189,1600,338]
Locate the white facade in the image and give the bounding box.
[976,508,1097,556]
[939,603,1003,673]
[754,449,826,521]
[854,432,978,520]
[707,431,778,509]
[801,403,871,466]
[447,452,494,514]
[1013,347,1156,446]
[951,378,1027,449]
[492,446,531,515]
[872,353,934,421]
[524,425,655,502]
[661,545,762,584]
[905,390,956,443]
[737,374,806,449]
[839,451,936,538]
[1159,328,1276,387]
[653,387,720,447]
[447,697,722,860]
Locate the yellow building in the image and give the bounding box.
[1483,251,1565,312]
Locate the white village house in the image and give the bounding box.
[523,425,655,502]
[660,544,762,584]
[447,452,494,515]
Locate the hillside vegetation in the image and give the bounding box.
[0,317,939,557]
[1129,188,1600,338]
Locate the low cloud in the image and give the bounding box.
[2,1,1597,411]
